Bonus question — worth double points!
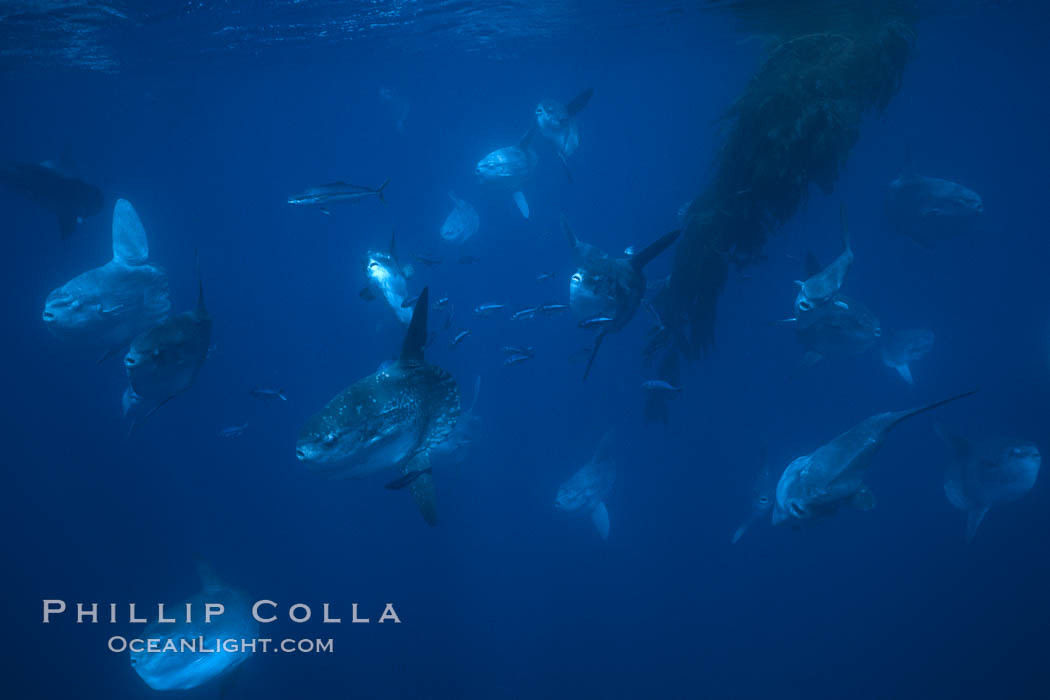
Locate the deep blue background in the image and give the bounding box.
[1,3,1048,698]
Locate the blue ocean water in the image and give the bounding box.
[2,1,1048,698]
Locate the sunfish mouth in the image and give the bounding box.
[123,355,137,367]
[295,448,306,461]
[42,311,55,322]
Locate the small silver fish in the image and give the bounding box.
[433,296,451,309]
[510,307,539,321]
[501,345,535,357]
[641,380,682,392]
[219,422,248,438]
[449,329,471,348]
[536,272,555,282]
[578,315,615,330]
[251,387,287,402]
[473,304,506,317]
[503,353,533,366]
[538,303,569,315]
[401,295,420,309]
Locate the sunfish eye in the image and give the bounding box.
[758,496,769,505]
[323,433,337,445]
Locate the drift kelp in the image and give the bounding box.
[655,1,917,359]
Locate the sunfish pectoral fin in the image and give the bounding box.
[405,453,437,526]
[111,199,149,265]
[731,518,752,544]
[512,191,529,219]
[966,506,989,543]
[894,363,914,384]
[590,501,610,540]
[557,151,574,184]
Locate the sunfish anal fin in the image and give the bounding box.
[406,452,437,526]
[590,501,610,540]
[966,507,989,543]
[895,364,914,384]
[512,191,529,219]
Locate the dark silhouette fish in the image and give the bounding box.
[564,214,680,379]
[773,391,977,527]
[937,424,1040,542]
[295,287,460,526]
[124,254,212,427]
[0,151,103,238]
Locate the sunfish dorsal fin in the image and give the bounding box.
[400,286,429,365]
[195,559,223,592]
[630,229,681,270]
[112,199,149,265]
[561,213,581,253]
[565,88,594,118]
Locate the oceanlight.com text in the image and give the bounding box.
[110,636,335,654]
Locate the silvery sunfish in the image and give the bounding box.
[880,328,935,385]
[937,424,1040,542]
[564,215,680,379]
[123,254,211,427]
[731,442,776,544]
[794,204,853,313]
[476,131,537,219]
[885,173,983,248]
[129,560,257,691]
[296,288,460,525]
[773,391,977,527]
[0,149,103,238]
[535,88,594,182]
[360,230,415,324]
[287,179,388,213]
[440,191,479,244]
[42,199,171,357]
[555,431,617,540]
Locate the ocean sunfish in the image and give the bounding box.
[360,230,415,324]
[42,198,170,357]
[773,391,977,527]
[439,191,479,244]
[475,131,537,219]
[794,203,853,313]
[564,215,680,380]
[880,328,935,385]
[731,441,776,544]
[555,431,617,540]
[130,560,257,691]
[937,424,1040,542]
[885,173,983,248]
[296,287,460,525]
[0,150,103,238]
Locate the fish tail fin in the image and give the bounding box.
[966,506,989,543]
[581,332,607,381]
[591,501,610,540]
[631,229,681,271]
[377,178,390,204]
